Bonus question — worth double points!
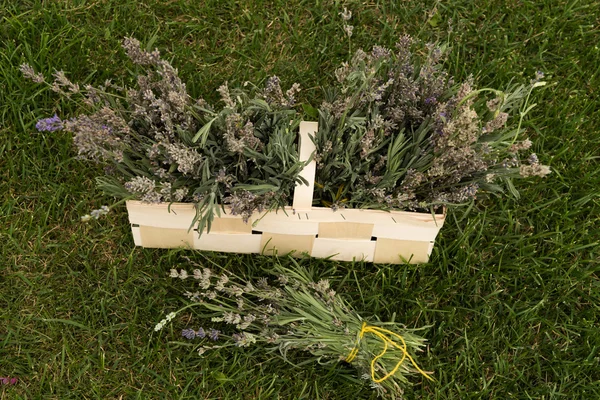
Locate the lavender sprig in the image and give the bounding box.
[35,114,63,132]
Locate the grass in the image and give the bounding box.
[1,0,599,398]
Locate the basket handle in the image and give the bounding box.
[293,121,318,210]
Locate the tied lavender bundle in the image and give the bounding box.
[21,38,307,233]
[313,35,550,212]
[155,261,433,398]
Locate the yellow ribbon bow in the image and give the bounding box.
[345,322,434,383]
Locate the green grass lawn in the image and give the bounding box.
[1,0,599,398]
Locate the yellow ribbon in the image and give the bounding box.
[345,322,434,383]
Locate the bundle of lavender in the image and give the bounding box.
[155,261,433,398]
[312,34,550,212]
[21,38,307,233]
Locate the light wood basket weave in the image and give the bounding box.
[126,121,445,264]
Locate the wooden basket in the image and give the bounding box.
[126,121,445,264]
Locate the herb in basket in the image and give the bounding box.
[312,35,550,212]
[22,38,307,233]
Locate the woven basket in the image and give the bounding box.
[126,121,445,264]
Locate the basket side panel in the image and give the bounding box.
[372,224,441,241]
[131,225,142,246]
[207,218,253,234]
[318,222,374,240]
[127,201,196,229]
[260,233,316,256]
[138,226,194,248]
[311,238,376,262]
[193,233,262,253]
[373,238,431,264]
[253,218,319,235]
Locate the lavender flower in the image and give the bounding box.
[371,45,391,59]
[520,163,551,178]
[173,187,188,202]
[343,25,354,38]
[339,7,352,21]
[208,328,220,341]
[154,312,177,332]
[285,83,301,106]
[196,327,206,339]
[232,332,256,347]
[51,70,79,95]
[66,110,128,162]
[262,75,295,107]
[36,114,63,132]
[232,332,243,343]
[81,205,109,222]
[396,34,413,52]
[483,112,508,133]
[531,70,545,84]
[451,183,479,202]
[182,328,196,339]
[486,97,502,112]
[20,63,45,83]
[90,205,109,219]
[509,139,533,153]
[217,82,235,108]
[528,153,539,165]
[122,37,161,65]
[125,176,156,194]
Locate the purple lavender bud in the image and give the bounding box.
[528,153,539,165]
[531,71,545,84]
[182,328,196,340]
[101,124,113,133]
[90,209,102,219]
[208,328,220,341]
[371,45,391,59]
[425,97,437,105]
[35,114,63,132]
[265,76,281,91]
[196,327,206,338]
[396,34,413,51]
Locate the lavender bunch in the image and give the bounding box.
[22,38,307,233]
[156,261,433,398]
[313,36,550,212]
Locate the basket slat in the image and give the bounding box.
[138,225,194,248]
[318,222,374,240]
[373,238,432,264]
[260,233,316,256]
[292,121,317,210]
[311,238,377,262]
[194,233,261,254]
